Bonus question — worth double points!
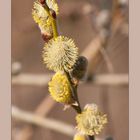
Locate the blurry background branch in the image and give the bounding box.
[12,73,128,86]
[12,95,56,140]
[12,106,75,137]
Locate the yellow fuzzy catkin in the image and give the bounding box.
[48,72,72,104]
[43,36,79,72]
[76,104,108,136]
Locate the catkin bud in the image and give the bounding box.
[39,0,46,5]
[71,56,88,80]
[43,36,78,72]
[41,33,52,42]
[76,104,108,136]
[50,9,57,19]
[48,72,73,104]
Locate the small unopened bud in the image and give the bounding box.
[41,33,52,42]
[39,0,46,5]
[50,9,56,19]
[71,56,88,80]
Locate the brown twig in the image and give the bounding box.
[65,71,82,113]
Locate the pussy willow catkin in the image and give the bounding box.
[48,72,72,104]
[43,36,78,72]
[76,104,107,136]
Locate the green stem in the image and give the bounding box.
[65,71,82,113]
[43,3,58,38]
[51,18,58,38]
[43,4,50,15]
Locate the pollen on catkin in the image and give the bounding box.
[76,104,108,136]
[43,36,79,72]
[48,72,72,104]
[73,133,86,140]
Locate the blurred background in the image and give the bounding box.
[12,0,129,140]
